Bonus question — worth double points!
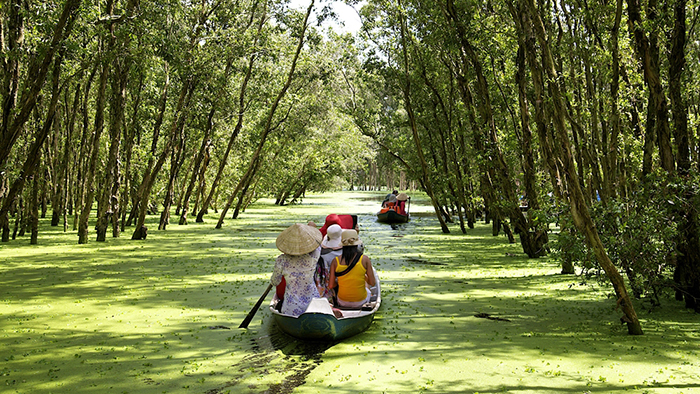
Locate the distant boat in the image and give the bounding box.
[270,271,381,341]
[376,209,409,223]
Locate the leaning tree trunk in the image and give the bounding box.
[191,146,210,218]
[396,2,449,234]
[216,0,314,229]
[179,60,232,225]
[196,10,266,223]
[515,43,549,257]
[0,51,65,242]
[127,64,169,229]
[524,0,642,334]
[232,159,262,219]
[0,0,81,170]
[179,111,213,225]
[159,77,196,231]
[445,0,543,254]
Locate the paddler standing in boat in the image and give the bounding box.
[328,230,376,308]
[271,223,323,316]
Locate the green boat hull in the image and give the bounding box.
[271,273,381,341]
[271,309,375,341]
[376,209,409,223]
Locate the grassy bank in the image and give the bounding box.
[1,192,698,393]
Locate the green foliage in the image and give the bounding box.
[553,173,682,304]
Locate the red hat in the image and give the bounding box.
[320,214,342,237]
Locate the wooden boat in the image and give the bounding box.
[270,271,381,341]
[376,209,409,223]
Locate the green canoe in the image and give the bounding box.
[270,272,381,341]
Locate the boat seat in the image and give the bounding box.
[304,297,335,315]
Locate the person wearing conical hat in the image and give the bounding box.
[271,223,323,316]
[395,192,409,215]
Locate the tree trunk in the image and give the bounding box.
[62,78,80,232]
[96,0,137,241]
[446,0,544,253]
[0,51,64,242]
[127,64,170,229]
[397,2,449,234]
[627,0,674,173]
[74,65,98,231]
[0,0,81,170]
[158,77,196,231]
[196,10,266,223]
[524,0,642,334]
[79,35,110,244]
[668,0,699,312]
[30,173,39,244]
[606,0,623,200]
[129,63,172,239]
[121,70,145,232]
[216,0,314,229]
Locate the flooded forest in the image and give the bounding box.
[1,0,700,390]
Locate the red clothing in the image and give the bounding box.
[319,214,356,236]
[396,201,406,215]
[276,277,286,299]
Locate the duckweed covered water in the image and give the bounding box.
[1,192,699,393]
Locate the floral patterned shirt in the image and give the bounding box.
[270,247,321,316]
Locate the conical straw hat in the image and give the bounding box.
[396,193,409,201]
[276,223,322,255]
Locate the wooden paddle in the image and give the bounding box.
[239,283,273,329]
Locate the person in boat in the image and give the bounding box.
[319,213,359,237]
[328,229,376,308]
[395,193,409,215]
[382,190,398,206]
[382,194,397,209]
[274,220,318,300]
[270,223,323,316]
[315,224,343,299]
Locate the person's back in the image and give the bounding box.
[396,193,409,215]
[396,200,405,214]
[382,194,397,209]
[328,230,376,309]
[270,223,323,316]
[316,224,343,299]
[335,255,367,303]
[382,190,398,206]
[274,251,320,315]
